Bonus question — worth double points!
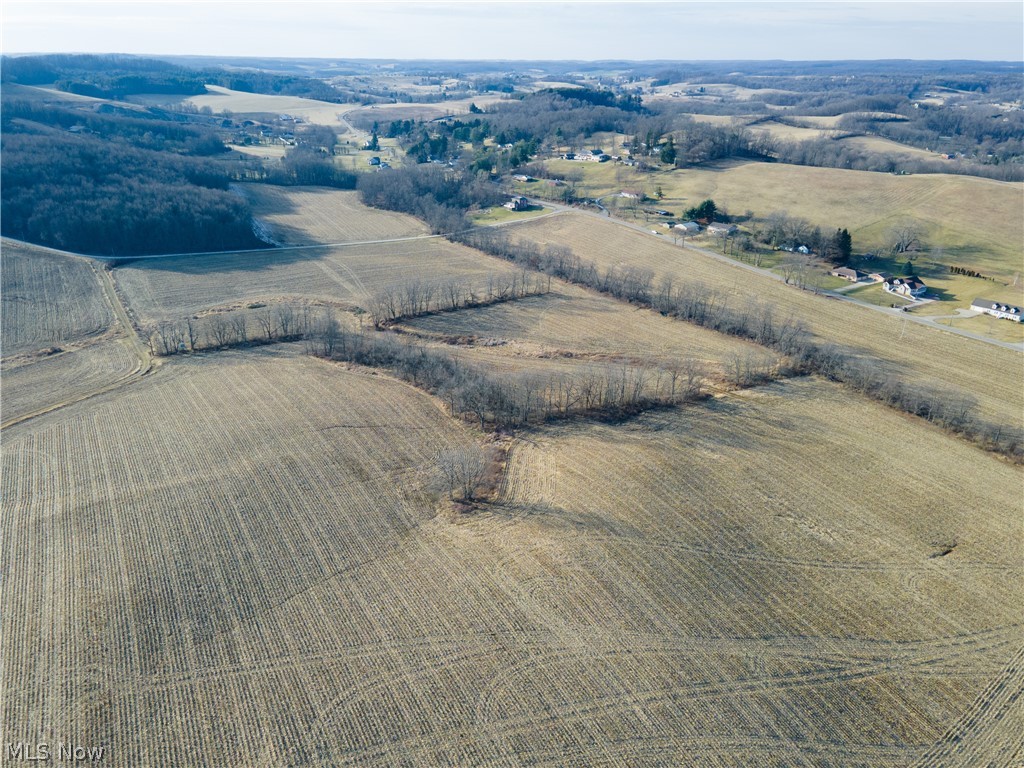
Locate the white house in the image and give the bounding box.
[971,298,1023,322]
[883,276,927,298]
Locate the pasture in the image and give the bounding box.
[4,351,1019,765]
[545,159,1024,283]
[503,212,1024,425]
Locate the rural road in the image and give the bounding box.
[515,199,1024,353]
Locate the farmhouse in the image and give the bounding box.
[504,196,530,211]
[367,156,381,166]
[883,276,927,298]
[830,267,866,282]
[869,271,892,282]
[674,221,701,233]
[971,298,1023,322]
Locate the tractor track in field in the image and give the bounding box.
[2,263,154,430]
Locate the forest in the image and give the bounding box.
[0,97,268,256]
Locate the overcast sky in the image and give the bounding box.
[3,1,1022,61]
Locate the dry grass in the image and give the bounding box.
[398,284,762,373]
[548,160,1024,281]
[504,212,1024,424]
[839,134,939,160]
[183,85,349,126]
[6,348,1018,766]
[239,185,429,245]
[114,238,520,326]
[1,242,113,356]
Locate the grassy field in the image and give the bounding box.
[113,238,520,326]
[1,242,113,357]
[503,212,1024,425]
[541,159,1024,284]
[470,204,552,225]
[183,85,351,126]
[5,351,1018,765]
[948,313,1024,344]
[240,185,429,245]
[398,283,763,376]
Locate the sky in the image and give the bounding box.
[2,1,1022,62]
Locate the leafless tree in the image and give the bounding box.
[436,446,489,501]
[885,220,924,258]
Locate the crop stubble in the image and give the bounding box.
[3,343,1020,765]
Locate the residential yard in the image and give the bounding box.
[946,313,1024,343]
[844,282,917,308]
[471,203,550,225]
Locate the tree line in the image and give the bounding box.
[304,315,707,431]
[368,271,550,328]
[451,226,1023,461]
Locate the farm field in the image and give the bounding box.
[543,159,1024,282]
[4,353,1019,765]
[503,212,1024,425]
[491,377,1023,766]
[240,185,430,245]
[1,242,113,356]
[183,85,351,125]
[1,339,139,426]
[113,237,519,326]
[398,284,763,371]
[838,134,940,160]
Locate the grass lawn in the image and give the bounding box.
[844,282,916,308]
[471,204,550,225]
[947,313,1024,343]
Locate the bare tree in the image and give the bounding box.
[436,447,488,501]
[207,315,232,348]
[255,308,277,341]
[885,220,924,258]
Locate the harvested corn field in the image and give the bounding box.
[1,241,113,356]
[1,340,139,426]
[113,238,520,326]
[398,283,762,368]
[4,357,1019,766]
[241,185,430,245]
